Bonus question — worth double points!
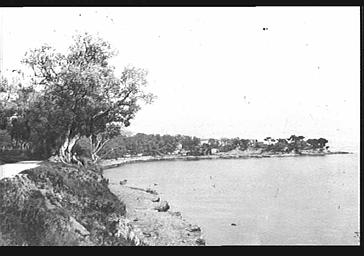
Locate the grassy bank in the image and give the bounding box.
[0,160,205,246]
[0,162,134,246]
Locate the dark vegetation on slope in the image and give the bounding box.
[0,150,33,164]
[0,162,133,246]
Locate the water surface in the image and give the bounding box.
[104,154,359,245]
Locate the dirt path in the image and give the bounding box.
[108,181,205,246]
[0,161,42,180]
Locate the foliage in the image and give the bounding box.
[306,138,328,150]
[77,133,331,160]
[0,36,331,163]
[0,33,154,163]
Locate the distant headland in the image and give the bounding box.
[91,134,351,169]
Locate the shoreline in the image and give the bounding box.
[100,150,351,170]
[100,149,353,246]
[106,182,205,246]
[0,150,352,246]
[99,150,351,246]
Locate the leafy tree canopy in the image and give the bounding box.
[1,32,155,163]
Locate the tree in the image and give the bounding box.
[178,135,201,155]
[305,138,328,150]
[0,129,12,150]
[21,32,155,163]
[238,139,250,151]
[306,139,319,149]
[317,138,328,149]
[0,73,37,152]
[208,138,220,148]
[96,134,128,159]
[219,138,235,152]
[272,138,289,152]
[160,134,178,154]
[231,137,241,149]
[287,135,306,153]
[200,143,211,155]
[88,123,123,161]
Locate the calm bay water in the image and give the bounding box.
[104,154,360,245]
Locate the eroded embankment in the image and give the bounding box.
[106,182,205,246]
[0,162,134,246]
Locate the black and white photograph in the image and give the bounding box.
[0,6,360,246]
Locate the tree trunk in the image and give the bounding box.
[89,135,109,163]
[59,134,80,164]
[91,152,100,162]
[89,136,96,162]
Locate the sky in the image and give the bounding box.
[0,7,360,152]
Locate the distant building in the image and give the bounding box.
[211,148,219,154]
[172,143,183,155]
[179,149,188,156]
[248,139,258,147]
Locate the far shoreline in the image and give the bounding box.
[100,150,352,170]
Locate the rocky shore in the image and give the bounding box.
[96,148,351,246]
[107,183,205,246]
